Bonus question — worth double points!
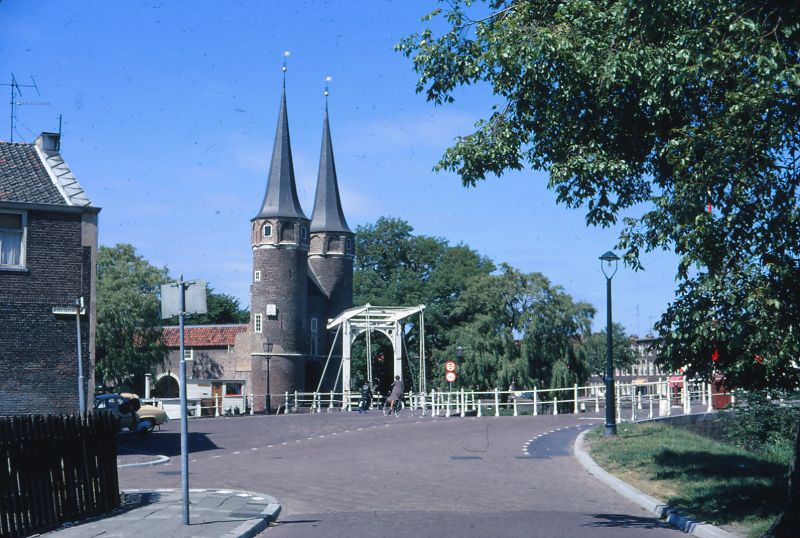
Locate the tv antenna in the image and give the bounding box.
[2,74,50,142]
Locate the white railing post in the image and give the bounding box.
[615,385,622,423]
[701,382,707,405]
[460,388,466,418]
[215,395,220,417]
[707,382,713,412]
[471,391,476,410]
[553,396,558,415]
[594,390,600,413]
[683,376,690,414]
[494,388,500,417]
[446,390,451,417]
[293,390,298,413]
[283,391,289,414]
[249,392,254,415]
[431,389,437,416]
[513,396,518,417]
[533,387,538,416]
[328,390,334,412]
[648,394,653,419]
[631,395,636,421]
[477,398,482,417]
[573,384,579,414]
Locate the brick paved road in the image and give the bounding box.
[118,411,683,537]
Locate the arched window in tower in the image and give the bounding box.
[262,224,272,238]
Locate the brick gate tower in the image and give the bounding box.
[234,81,353,412]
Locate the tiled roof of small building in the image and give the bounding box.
[0,141,65,204]
[161,324,248,347]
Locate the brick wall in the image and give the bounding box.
[0,210,91,415]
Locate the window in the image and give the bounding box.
[254,270,261,282]
[225,383,243,396]
[0,212,25,268]
[263,224,272,238]
[346,238,353,251]
[254,313,263,333]
[300,226,307,240]
[183,349,193,361]
[310,318,319,355]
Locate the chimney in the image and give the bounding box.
[34,132,60,153]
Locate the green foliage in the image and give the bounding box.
[580,323,636,376]
[95,244,169,390]
[723,393,800,463]
[96,244,247,391]
[398,0,800,391]
[354,220,595,390]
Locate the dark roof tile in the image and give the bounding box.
[0,141,66,205]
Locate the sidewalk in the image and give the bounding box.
[42,488,281,538]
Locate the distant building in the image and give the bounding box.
[0,133,100,415]
[155,324,248,398]
[589,335,671,386]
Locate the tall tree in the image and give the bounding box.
[95,244,169,391]
[400,2,800,534]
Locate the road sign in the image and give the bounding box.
[445,371,456,383]
[445,360,457,373]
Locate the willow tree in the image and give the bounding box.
[399,2,800,535]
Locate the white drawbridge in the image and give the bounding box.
[318,304,427,398]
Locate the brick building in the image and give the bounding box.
[0,132,100,415]
[149,85,354,413]
[155,324,247,398]
[232,87,354,412]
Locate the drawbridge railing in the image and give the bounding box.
[142,378,729,420]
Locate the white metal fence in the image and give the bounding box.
[143,377,730,421]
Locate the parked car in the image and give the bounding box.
[94,393,168,436]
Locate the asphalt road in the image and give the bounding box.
[118,411,683,537]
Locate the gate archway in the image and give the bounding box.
[321,304,426,397]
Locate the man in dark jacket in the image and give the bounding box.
[359,382,372,413]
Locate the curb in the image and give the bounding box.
[222,490,282,538]
[573,429,738,538]
[120,488,282,538]
[117,454,170,468]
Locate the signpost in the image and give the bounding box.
[160,277,207,526]
[445,360,457,391]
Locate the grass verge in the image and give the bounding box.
[585,422,789,537]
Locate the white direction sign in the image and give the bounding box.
[445,371,457,383]
[444,360,457,373]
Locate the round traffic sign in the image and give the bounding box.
[445,360,457,373]
[445,371,456,383]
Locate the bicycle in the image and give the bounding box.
[383,397,404,417]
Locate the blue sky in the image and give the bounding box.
[2,0,679,336]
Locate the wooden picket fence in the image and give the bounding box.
[0,413,120,537]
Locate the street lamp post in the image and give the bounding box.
[600,251,620,436]
[263,340,273,414]
[454,345,464,392]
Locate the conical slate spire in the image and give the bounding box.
[255,89,307,220]
[310,105,350,233]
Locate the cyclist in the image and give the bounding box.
[386,375,404,416]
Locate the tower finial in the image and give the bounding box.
[323,76,332,108]
[282,51,291,87]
